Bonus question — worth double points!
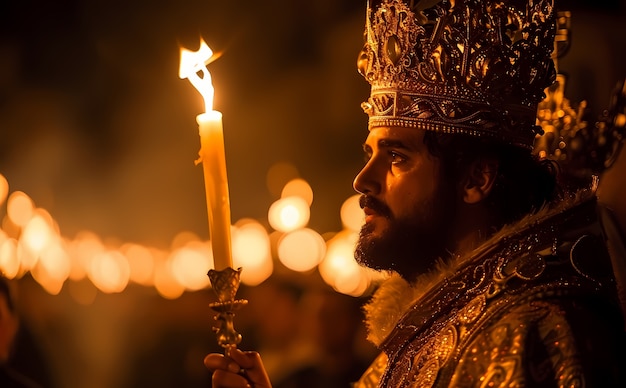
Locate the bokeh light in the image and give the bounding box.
[0,174,380,297]
[121,243,155,286]
[232,219,273,285]
[277,228,326,272]
[170,230,202,250]
[170,242,212,291]
[0,238,19,279]
[21,213,54,255]
[266,162,300,198]
[35,238,71,285]
[318,230,370,296]
[340,194,364,232]
[0,174,8,206]
[87,250,130,294]
[281,178,314,206]
[154,258,185,300]
[7,191,34,227]
[67,231,105,281]
[268,196,310,232]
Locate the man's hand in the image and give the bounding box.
[204,347,272,388]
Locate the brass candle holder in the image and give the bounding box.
[207,267,248,348]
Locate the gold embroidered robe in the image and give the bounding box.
[356,194,626,387]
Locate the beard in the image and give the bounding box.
[355,185,454,281]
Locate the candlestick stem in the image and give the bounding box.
[208,267,247,348]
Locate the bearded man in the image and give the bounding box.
[205,0,626,386]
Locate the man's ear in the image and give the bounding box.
[461,158,498,204]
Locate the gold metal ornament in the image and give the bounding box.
[534,11,626,186]
[358,0,557,148]
[207,267,248,348]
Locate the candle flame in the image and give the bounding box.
[179,40,220,113]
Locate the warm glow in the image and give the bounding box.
[0,165,384,297]
[266,162,300,198]
[31,268,64,295]
[67,231,105,281]
[319,231,355,284]
[170,242,212,291]
[31,247,68,295]
[319,231,387,296]
[281,178,313,206]
[232,220,270,267]
[334,267,369,296]
[179,40,216,113]
[232,220,273,285]
[21,214,53,254]
[341,194,364,232]
[238,256,273,287]
[0,174,8,206]
[37,238,71,282]
[319,231,366,294]
[170,230,201,250]
[121,243,155,286]
[277,228,325,272]
[0,238,19,278]
[67,280,98,306]
[88,250,130,293]
[1,215,20,240]
[7,191,34,227]
[154,259,185,300]
[268,196,310,232]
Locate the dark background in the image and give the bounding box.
[0,0,624,247]
[0,0,369,249]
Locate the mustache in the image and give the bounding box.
[359,195,392,218]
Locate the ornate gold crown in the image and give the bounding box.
[357,0,557,148]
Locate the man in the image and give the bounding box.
[205,0,626,386]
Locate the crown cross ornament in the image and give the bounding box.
[358,0,557,148]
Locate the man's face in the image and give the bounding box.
[353,127,454,280]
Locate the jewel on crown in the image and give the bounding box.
[357,0,557,148]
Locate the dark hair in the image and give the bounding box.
[423,132,560,228]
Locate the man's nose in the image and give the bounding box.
[353,159,381,195]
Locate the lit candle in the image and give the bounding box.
[179,40,232,270]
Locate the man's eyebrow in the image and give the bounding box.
[362,138,413,153]
[378,138,411,150]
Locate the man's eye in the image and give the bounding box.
[390,151,405,164]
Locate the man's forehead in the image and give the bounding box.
[366,126,427,145]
